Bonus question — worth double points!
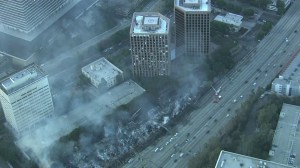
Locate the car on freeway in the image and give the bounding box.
[128,158,134,163]
[170,137,174,141]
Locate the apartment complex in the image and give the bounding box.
[0,0,80,41]
[175,0,211,57]
[0,64,54,136]
[82,57,124,89]
[130,12,171,77]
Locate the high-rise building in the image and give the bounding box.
[0,0,80,41]
[130,12,171,77]
[175,0,211,57]
[0,64,54,136]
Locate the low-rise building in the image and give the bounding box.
[269,103,300,167]
[272,51,300,96]
[272,77,291,96]
[82,57,124,89]
[214,13,243,32]
[215,150,293,168]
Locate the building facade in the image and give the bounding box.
[271,51,300,97]
[175,0,211,57]
[82,57,124,89]
[0,0,80,41]
[0,64,54,136]
[272,77,291,96]
[130,12,171,77]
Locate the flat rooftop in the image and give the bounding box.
[214,14,243,27]
[273,77,290,86]
[0,64,46,95]
[175,0,211,12]
[215,150,294,168]
[82,57,123,82]
[281,52,300,82]
[131,12,169,34]
[269,103,300,167]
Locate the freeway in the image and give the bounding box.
[123,1,300,168]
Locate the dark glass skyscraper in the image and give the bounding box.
[175,0,211,57]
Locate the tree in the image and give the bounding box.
[258,0,272,9]
[237,0,271,9]
[215,0,227,7]
[227,5,242,14]
[242,8,254,17]
[276,0,285,15]
[211,21,230,34]
[261,21,273,32]
[256,31,265,40]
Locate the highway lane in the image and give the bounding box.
[123,1,300,167]
[169,6,300,167]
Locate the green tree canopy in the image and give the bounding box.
[277,0,285,15]
[211,21,231,34]
[261,21,273,32]
[242,8,255,17]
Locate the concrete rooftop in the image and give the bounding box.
[215,150,294,168]
[269,103,300,167]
